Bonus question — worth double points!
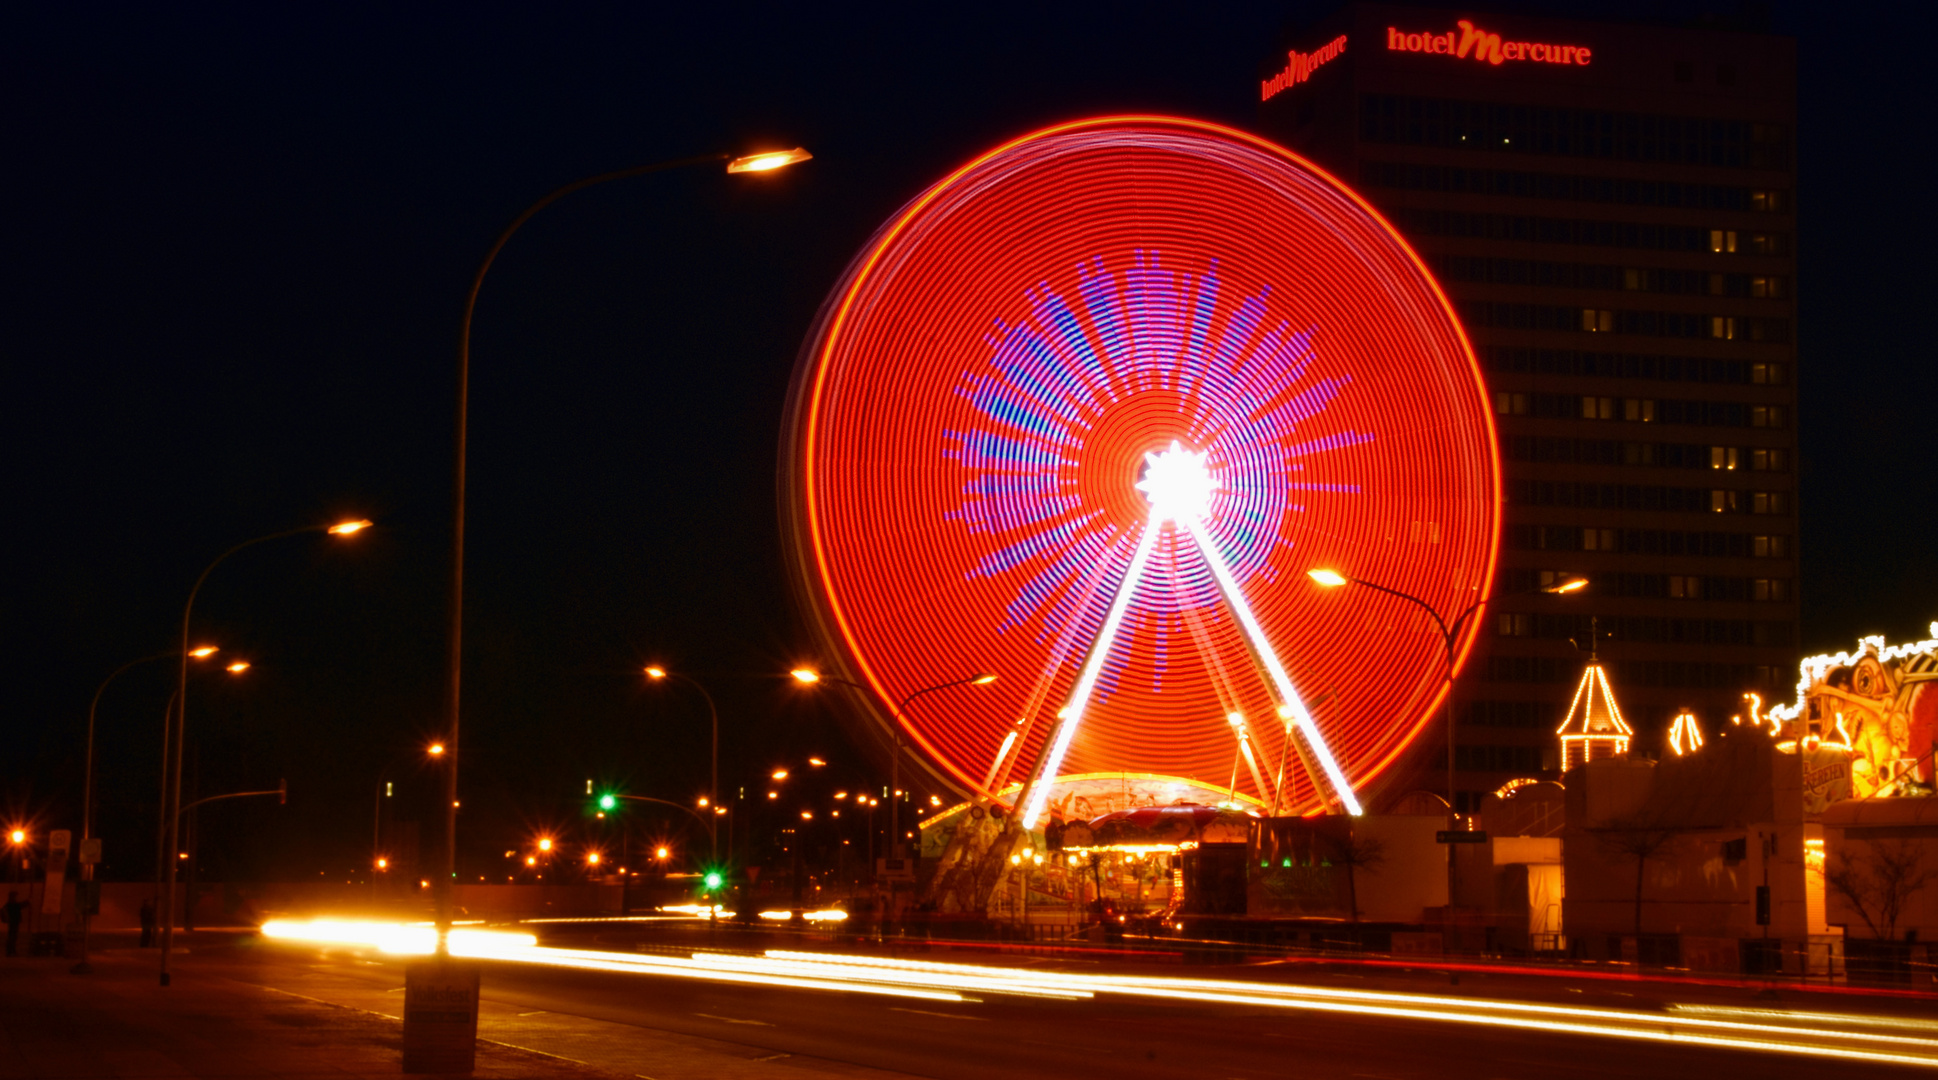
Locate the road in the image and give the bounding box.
[203,920,1938,1078]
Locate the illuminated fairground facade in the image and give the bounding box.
[1548,626,1938,977]
[782,115,1493,926]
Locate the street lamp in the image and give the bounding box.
[789,668,997,860]
[75,646,222,972]
[160,517,372,986]
[643,667,719,862]
[1305,567,1585,909]
[374,742,448,899]
[439,148,810,953]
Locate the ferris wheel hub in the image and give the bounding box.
[1134,441,1217,523]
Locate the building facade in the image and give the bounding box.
[1259,4,1800,809]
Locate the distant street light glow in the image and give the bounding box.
[188,646,219,658]
[1306,568,1348,588]
[326,520,374,536]
[789,668,821,684]
[225,661,250,674]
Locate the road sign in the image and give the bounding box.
[1436,831,1488,844]
[876,857,916,882]
[79,838,102,865]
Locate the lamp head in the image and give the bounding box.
[970,673,998,686]
[188,646,219,659]
[726,147,813,174]
[1545,576,1590,594]
[225,661,250,674]
[327,519,373,536]
[789,668,821,684]
[645,666,666,680]
[1307,568,1348,588]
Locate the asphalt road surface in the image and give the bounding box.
[206,922,1937,1079]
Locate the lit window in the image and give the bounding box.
[1669,575,1702,600]
[1752,534,1788,558]
[1582,396,1615,420]
[1494,391,1528,416]
[1497,612,1531,637]
[1709,446,1738,470]
[1582,528,1617,552]
[1750,189,1782,212]
[1750,405,1784,428]
[1710,489,1738,513]
[1750,363,1784,385]
[1710,316,1738,340]
[1581,308,1614,333]
[1709,229,1738,254]
[1752,491,1788,515]
[1752,578,1789,602]
[1750,276,1782,299]
[1623,398,1655,422]
[1749,448,1786,472]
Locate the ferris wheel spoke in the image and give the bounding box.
[1019,511,1164,828]
[1178,515,1363,816]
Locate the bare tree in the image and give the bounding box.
[1827,839,1935,941]
[1592,818,1678,940]
[1326,829,1386,923]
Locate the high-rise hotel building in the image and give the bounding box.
[1259,4,1799,809]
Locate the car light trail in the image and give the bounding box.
[260,923,1938,1066]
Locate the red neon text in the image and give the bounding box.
[1261,34,1348,101]
[1386,20,1591,67]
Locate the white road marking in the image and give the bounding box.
[694,1012,773,1026]
[890,1007,986,1022]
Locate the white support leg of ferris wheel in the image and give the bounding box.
[1018,510,1163,829]
[1178,513,1362,816]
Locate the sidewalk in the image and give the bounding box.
[0,937,920,1080]
[0,948,627,1080]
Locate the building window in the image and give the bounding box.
[1751,405,1786,428]
[1751,362,1786,385]
[1752,578,1790,602]
[1709,446,1739,470]
[1710,489,1739,513]
[1752,534,1789,558]
[1669,575,1702,599]
[1581,396,1616,420]
[1750,276,1783,299]
[1582,527,1618,551]
[1750,189,1783,212]
[1710,229,1738,253]
[1498,612,1532,637]
[1752,491,1788,515]
[1623,398,1656,422]
[1749,448,1787,472]
[1710,316,1738,340]
[1747,232,1785,255]
[1495,391,1529,416]
[1582,308,1614,333]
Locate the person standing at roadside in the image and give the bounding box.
[2,892,23,956]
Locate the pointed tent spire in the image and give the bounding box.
[1556,656,1633,770]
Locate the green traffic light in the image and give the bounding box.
[703,870,724,890]
[598,793,617,811]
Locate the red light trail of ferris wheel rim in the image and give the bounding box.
[782,115,1500,814]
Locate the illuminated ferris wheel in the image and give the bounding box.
[782,116,1499,822]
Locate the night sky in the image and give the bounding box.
[5,2,1932,882]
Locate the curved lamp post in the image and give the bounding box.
[73,646,219,973]
[440,147,810,949]
[789,669,997,860]
[642,667,718,862]
[159,518,371,986]
[1306,568,1585,912]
